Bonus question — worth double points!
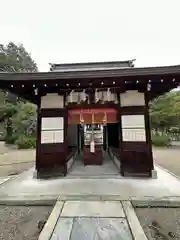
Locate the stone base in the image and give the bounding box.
[33,170,37,179]
[151,169,158,179]
[35,167,67,179]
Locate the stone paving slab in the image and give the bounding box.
[67,217,132,240]
[50,218,74,240]
[51,217,133,240]
[61,201,125,217]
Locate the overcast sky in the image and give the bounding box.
[1,0,180,71]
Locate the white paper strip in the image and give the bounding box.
[121,115,145,128]
[122,128,146,142]
[41,117,64,130]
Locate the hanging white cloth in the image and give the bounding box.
[90,140,95,153]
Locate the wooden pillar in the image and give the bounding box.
[119,90,153,177]
[36,93,68,178]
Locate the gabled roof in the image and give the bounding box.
[0,64,180,81]
[49,60,135,72]
[0,63,179,104]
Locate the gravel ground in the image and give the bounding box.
[0,144,35,177]
[153,147,180,177]
[0,162,34,177]
[135,207,180,240]
[0,206,53,240]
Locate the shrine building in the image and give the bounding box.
[0,60,179,178]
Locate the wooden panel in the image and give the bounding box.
[121,141,148,151]
[41,108,66,117]
[37,143,67,171]
[120,91,145,106]
[68,108,118,124]
[120,106,146,115]
[94,112,104,123]
[41,94,64,108]
[121,151,150,175]
[83,146,103,165]
[120,141,151,176]
[40,143,66,154]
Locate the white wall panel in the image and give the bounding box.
[41,117,64,130]
[121,115,145,128]
[122,129,146,141]
[41,117,64,143]
[54,130,64,143]
[120,91,145,106]
[41,130,64,143]
[41,131,54,143]
[41,94,64,108]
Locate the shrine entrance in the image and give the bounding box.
[1,61,179,178]
[68,107,119,167]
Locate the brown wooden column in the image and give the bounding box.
[119,90,153,177]
[36,93,68,178]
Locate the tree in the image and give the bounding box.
[0,42,38,141]
[149,91,180,134]
[12,102,37,137]
[0,42,37,72]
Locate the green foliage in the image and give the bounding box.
[0,103,18,122]
[11,102,37,137]
[0,42,37,73]
[152,135,171,147]
[15,135,36,149]
[4,134,18,145]
[150,91,180,131]
[0,42,38,146]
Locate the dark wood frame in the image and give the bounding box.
[36,94,69,178]
[119,92,153,176]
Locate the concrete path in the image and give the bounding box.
[39,200,146,240]
[0,165,180,201]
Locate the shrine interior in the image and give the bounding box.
[67,122,120,175]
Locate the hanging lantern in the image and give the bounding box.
[80,111,84,125]
[103,112,107,125]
